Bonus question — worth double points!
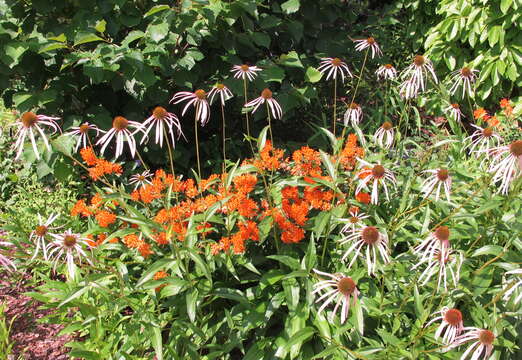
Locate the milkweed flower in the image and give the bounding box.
[66,122,103,152]
[355,160,397,205]
[343,102,363,126]
[96,116,143,159]
[414,226,451,264]
[449,67,479,98]
[463,124,501,158]
[13,111,61,160]
[140,106,184,148]
[487,140,522,194]
[446,103,464,123]
[400,55,438,97]
[338,206,369,233]
[502,269,522,304]
[449,328,495,360]
[208,83,233,106]
[425,307,464,346]
[312,269,360,324]
[420,168,452,202]
[47,230,93,279]
[170,89,211,126]
[0,242,16,272]
[340,226,390,275]
[29,213,60,261]
[230,64,262,81]
[317,57,353,81]
[354,37,382,58]
[414,248,463,292]
[376,64,397,80]
[373,121,394,149]
[129,170,153,190]
[244,88,283,119]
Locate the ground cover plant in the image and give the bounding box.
[0,1,521,359]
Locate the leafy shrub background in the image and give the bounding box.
[2,0,518,172]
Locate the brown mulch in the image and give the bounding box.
[0,271,74,360]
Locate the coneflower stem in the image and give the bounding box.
[135,148,149,171]
[163,126,175,177]
[220,102,227,173]
[333,76,337,137]
[194,104,201,178]
[266,102,274,146]
[243,77,250,139]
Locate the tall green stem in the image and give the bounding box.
[243,77,250,139]
[333,76,337,137]
[266,102,274,146]
[220,103,227,173]
[194,104,201,178]
[163,126,175,177]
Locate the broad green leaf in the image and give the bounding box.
[304,66,322,83]
[267,255,301,270]
[145,4,171,17]
[283,327,314,351]
[500,0,513,13]
[74,33,104,46]
[148,23,169,43]
[279,51,303,68]
[281,0,300,14]
[151,326,163,360]
[95,20,106,33]
[472,245,503,257]
[136,258,177,287]
[186,289,198,323]
[39,43,68,53]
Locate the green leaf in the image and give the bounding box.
[95,20,106,33]
[4,42,27,67]
[145,4,171,17]
[283,327,314,351]
[304,67,322,83]
[49,33,67,42]
[267,255,300,270]
[252,32,270,48]
[74,33,104,46]
[59,286,90,307]
[281,0,300,14]
[148,23,169,43]
[186,289,198,323]
[261,65,285,83]
[472,245,503,257]
[151,326,163,360]
[213,288,250,306]
[500,0,513,13]
[39,43,68,53]
[136,258,177,287]
[279,51,303,68]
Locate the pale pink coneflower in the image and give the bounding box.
[446,103,464,123]
[317,57,353,82]
[502,269,522,305]
[47,230,93,279]
[230,64,262,82]
[448,328,495,360]
[140,106,184,148]
[208,83,233,106]
[170,89,211,126]
[13,111,61,160]
[373,121,394,149]
[29,213,60,261]
[0,242,16,272]
[312,269,360,324]
[343,102,363,127]
[486,140,522,194]
[244,88,283,119]
[340,226,390,276]
[399,77,420,99]
[96,116,143,159]
[66,122,103,152]
[129,170,153,190]
[421,168,452,202]
[414,226,451,265]
[355,160,397,205]
[354,37,382,58]
[376,64,397,80]
[449,67,479,98]
[425,307,464,346]
[338,206,369,233]
[400,55,438,97]
[463,125,501,158]
[414,247,462,292]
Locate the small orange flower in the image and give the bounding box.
[123,234,142,249]
[473,107,487,120]
[80,147,98,166]
[95,210,117,227]
[153,232,169,245]
[487,116,500,127]
[153,271,168,280]
[71,199,92,217]
[138,243,153,258]
[238,221,259,242]
[355,192,371,204]
[237,198,258,218]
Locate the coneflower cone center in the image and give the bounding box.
[478,330,495,345]
[216,83,225,90]
[444,309,462,326]
[349,102,359,110]
[153,106,167,119]
[331,58,342,66]
[414,55,425,66]
[79,123,90,133]
[138,175,145,181]
[451,103,460,109]
[349,216,359,224]
[195,89,206,99]
[35,225,48,237]
[21,112,38,128]
[261,88,273,99]
[367,37,375,44]
[437,169,449,181]
[482,127,494,137]
[240,64,249,71]
[63,235,77,247]
[510,140,522,156]
[435,226,450,242]
[362,226,380,244]
[113,116,129,130]
[385,64,393,69]
[461,67,472,77]
[337,277,356,296]
[382,121,393,130]
[372,165,385,178]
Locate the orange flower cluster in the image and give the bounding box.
[291,146,322,177]
[80,147,122,180]
[338,134,364,171]
[153,271,168,292]
[247,141,285,171]
[123,233,153,258]
[500,98,513,117]
[473,108,487,120]
[95,210,117,228]
[356,192,371,204]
